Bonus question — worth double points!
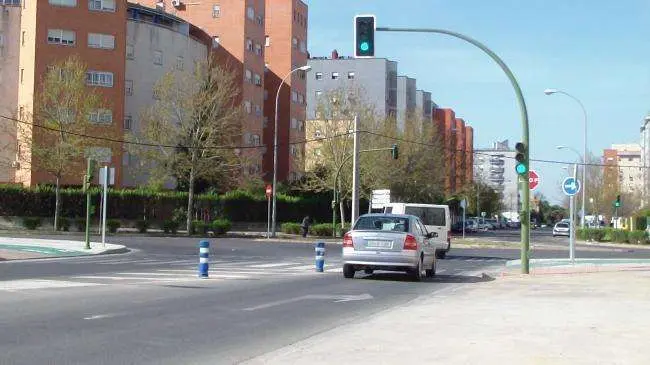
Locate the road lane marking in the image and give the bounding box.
[243,294,373,311]
[0,279,103,291]
[249,262,300,268]
[83,313,123,320]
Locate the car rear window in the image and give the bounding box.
[354,216,410,232]
[404,207,446,226]
[556,223,569,228]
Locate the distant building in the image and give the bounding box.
[396,76,416,131]
[640,115,650,206]
[608,144,644,196]
[473,140,519,211]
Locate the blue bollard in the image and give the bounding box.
[199,240,209,278]
[315,242,325,272]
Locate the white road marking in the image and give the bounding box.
[325,268,343,273]
[249,262,300,268]
[83,313,122,320]
[0,279,103,291]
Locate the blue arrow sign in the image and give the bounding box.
[562,177,581,196]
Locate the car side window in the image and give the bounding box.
[414,219,426,236]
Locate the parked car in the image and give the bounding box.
[553,222,570,237]
[451,221,464,234]
[342,214,441,281]
[465,219,479,232]
[478,221,494,231]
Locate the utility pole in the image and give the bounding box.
[351,115,360,225]
[84,158,94,250]
[569,163,578,262]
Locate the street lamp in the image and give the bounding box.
[545,88,588,229]
[271,65,312,237]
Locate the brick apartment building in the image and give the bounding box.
[0,0,307,187]
[433,108,473,196]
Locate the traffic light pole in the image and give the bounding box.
[376,26,531,273]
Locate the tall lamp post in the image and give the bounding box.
[271,65,312,237]
[544,89,587,228]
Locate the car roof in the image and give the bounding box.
[359,213,414,219]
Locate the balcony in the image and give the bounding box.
[490,167,505,174]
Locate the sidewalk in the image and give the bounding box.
[245,268,650,364]
[0,237,126,261]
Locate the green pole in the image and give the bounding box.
[84,158,94,250]
[376,26,531,273]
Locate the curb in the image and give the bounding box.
[500,265,650,277]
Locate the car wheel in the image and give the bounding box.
[435,250,446,259]
[364,268,374,275]
[343,264,355,279]
[410,258,424,282]
[426,256,436,277]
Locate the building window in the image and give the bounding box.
[126,44,134,59]
[88,109,113,124]
[291,118,298,129]
[212,4,220,18]
[298,121,304,131]
[88,0,115,12]
[251,134,260,146]
[125,80,133,95]
[246,6,254,20]
[290,145,298,157]
[348,71,355,79]
[124,115,132,130]
[245,38,253,51]
[256,15,263,26]
[49,0,76,7]
[20,68,24,83]
[331,72,339,80]
[263,89,268,101]
[291,91,298,102]
[299,40,306,53]
[315,90,322,98]
[88,33,115,49]
[86,71,113,87]
[153,50,163,65]
[176,56,184,70]
[297,93,304,104]
[254,104,262,116]
[315,72,323,80]
[21,31,25,46]
[47,29,75,46]
[292,37,298,49]
[255,43,262,56]
[253,73,261,86]
[212,36,220,49]
[265,36,270,47]
[244,101,251,114]
[245,69,252,83]
[86,147,112,163]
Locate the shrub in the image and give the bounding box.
[628,231,648,245]
[211,219,232,235]
[22,217,42,230]
[591,229,607,242]
[281,222,302,235]
[190,220,209,235]
[610,229,629,243]
[107,219,121,233]
[57,217,71,232]
[161,220,180,234]
[576,228,587,241]
[75,218,86,232]
[135,220,149,233]
[310,223,334,237]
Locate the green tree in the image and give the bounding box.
[132,60,242,234]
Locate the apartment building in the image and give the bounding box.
[396,75,416,132]
[473,140,518,211]
[640,115,650,205]
[263,0,308,182]
[0,0,126,186]
[608,144,644,196]
[415,90,432,132]
[139,0,267,176]
[307,53,398,120]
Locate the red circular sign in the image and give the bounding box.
[265,185,273,197]
[529,170,540,190]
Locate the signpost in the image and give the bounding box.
[460,199,467,239]
[266,184,272,239]
[562,175,581,263]
[529,170,540,190]
[98,166,114,247]
[371,189,391,210]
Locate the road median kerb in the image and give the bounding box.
[0,237,127,261]
[503,258,650,276]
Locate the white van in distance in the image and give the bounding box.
[383,203,451,258]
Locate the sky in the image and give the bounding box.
[304,0,650,204]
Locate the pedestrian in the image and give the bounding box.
[301,215,312,238]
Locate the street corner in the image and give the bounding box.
[502,258,650,276]
[0,237,128,261]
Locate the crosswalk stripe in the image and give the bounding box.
[325,267,343,273]
[249,262,299,268]
[0,279,104,291]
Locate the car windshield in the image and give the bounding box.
[354,216,410,232]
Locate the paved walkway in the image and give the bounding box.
[245,268,650,364]
[0,237,126,261]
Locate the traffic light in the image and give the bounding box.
[615,194,621,208]
[391,144,399,159]
[354,15,375,58]
[514,142,528,175]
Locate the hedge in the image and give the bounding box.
[577,228,649,245]
[0,185,337,224]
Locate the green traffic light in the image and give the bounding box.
[360,42,369,52]
[515,163,527,175]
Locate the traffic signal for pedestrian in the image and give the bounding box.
[515,142,528,175]
[615,194,621,208]
[391,144,399,159]
[354,15,375,58]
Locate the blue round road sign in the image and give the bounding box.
[562,177,581,196]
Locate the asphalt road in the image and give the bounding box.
[1,234,648,364]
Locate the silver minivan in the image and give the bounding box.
[342,213,438,281]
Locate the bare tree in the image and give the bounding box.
[28,56,103,230]
[133,60,242,233]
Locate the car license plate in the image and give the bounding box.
[366,240,392,249]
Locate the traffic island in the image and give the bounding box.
[0,237,127,261]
